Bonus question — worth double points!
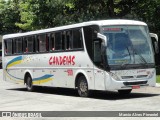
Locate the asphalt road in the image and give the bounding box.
[0,69,160,120]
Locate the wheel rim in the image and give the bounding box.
[27,77,32,89]
[79,80,87,92]
[78,78,88,97]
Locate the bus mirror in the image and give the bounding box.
[97,33,107,46]
[150,33,158,42]
[150,33,159,54]
[154,41,159,53]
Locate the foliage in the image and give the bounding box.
[16,0,76,30]
[0,0,160,35]
[157,75,160,83]
[0,0,21,34]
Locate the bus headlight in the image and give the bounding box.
[109,72,120,81]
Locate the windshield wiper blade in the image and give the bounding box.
[120,63,130,69]
[120,46,132,69]
[132,48,148,66]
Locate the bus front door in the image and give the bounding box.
[93,41,105,90]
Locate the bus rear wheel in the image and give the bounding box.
[77,76,90,97]
[26,75,34,92]
[118,89,132,95]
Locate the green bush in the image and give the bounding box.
[156,66,160,75]
[157,75,160,83]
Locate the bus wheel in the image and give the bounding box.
[77,76,90,97]
[118,89,132,95]
[26,75,34,92]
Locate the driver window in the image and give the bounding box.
[93,40,102,63]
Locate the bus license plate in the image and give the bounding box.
[132,85,140,89]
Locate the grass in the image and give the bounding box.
[157,75,160,83]
[156,66,160,83]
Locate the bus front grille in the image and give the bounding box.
[123,81,148,86]
[121,75,148,80]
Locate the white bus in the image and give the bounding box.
[2,20,158,97]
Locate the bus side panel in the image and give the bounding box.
[48,51,94,89]
[47,53,69,88]
[3,56,24,84]
[29,54,53,86]
[3,50,95,90]
[94,67,105,90]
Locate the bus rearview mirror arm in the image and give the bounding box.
[97,33,107,46]
[150,33,158,42]
[97,33,109,70]
[150,33,159,54]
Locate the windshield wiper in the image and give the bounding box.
[120,46,132,69]
[120,45,148,68]
[132,47,148,66]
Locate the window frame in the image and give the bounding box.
[4,27,86,56]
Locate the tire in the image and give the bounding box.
[26,75,34,92]
[118,89,132,95]
[77,76,90,97]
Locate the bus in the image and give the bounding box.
[2,20,159,97]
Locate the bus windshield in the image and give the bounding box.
[102,25,154,67]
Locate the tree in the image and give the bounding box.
[16,0,69,30]
[0,0,21,34]
[0,0,7,34]
[1,0,160,37]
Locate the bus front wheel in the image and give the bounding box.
[77,76,90,97]
[26,75,34,92]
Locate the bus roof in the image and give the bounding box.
[3,19,147,39]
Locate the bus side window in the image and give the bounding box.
[93,40,102,64]
[4,40,8,55]
[62,31,66,50]
[16,38,22,54]
[66,31,73,50]
[50,33,55,51]
[5,39,13,55]
[28,36,34,53]
[55,32,62,50]
[13,39,16,54]
[72,28,83,49]
[83,25,100,66]
[83,27,93,60]
[38,34,47,52]
[35,35,39,52]
[46,34,49,52]
[23,37,28,53]
[32,36,36,53]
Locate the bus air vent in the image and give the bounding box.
[121,76,134,79]
[123,81,148,86]
[136,75,148,78]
